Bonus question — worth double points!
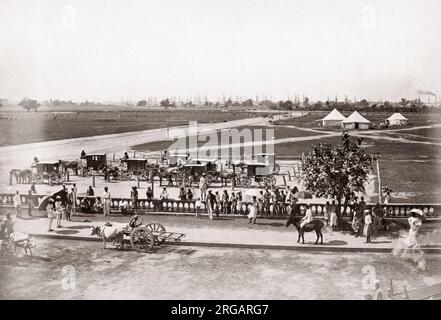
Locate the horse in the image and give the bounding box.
[157,166,181,186]
[58,160,82,175]
[10,169,32,184]
[285,216,324,245]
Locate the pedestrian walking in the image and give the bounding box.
[247,196,258,224]
[55,196,64,228]
[195,197,202,219]
[66,189,75,221]
[215,191,221,217]
[102,187,111,221]
[324,201,331,226]
[264,188,271,217]
[230,192,237,214]
[258,191,264,217]
[330,200,338,231]
[13,190,22,219]
[146,186,153,201]
[363,209,373,243]
[231,175,236,191]
[236,191,243,214]
[3,212,15,236]
[30,182,37,194]
[131,186,139,210]
[27,190,34,217]
[199,174,207,201]
[206,190,216,220]
[222,190,229,214]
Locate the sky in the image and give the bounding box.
[0,0,440,102]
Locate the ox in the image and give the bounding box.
[91,224,126,250]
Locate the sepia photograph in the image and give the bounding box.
[1,0,441,305]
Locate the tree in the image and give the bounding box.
[18,97,40,112]
[241,99,254,107]
[137,100,147,107]
[303,96,309,107]
[302,131,372,224]
[278,100,293,110]
[160,99,175,108]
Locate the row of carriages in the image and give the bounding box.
[15,152,280,188]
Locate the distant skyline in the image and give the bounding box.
[1,0,440,102]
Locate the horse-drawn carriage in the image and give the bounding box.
[175,159,218,186]
[81,153,108,176]
[234,161,278,188]
[117,158,159,181]
[29,161,66,184]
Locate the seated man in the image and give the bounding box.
[118,199,129,215]
[300,204,313,230]
[128,215,143,229]
[80,198,90,212]
[94,197,103,214]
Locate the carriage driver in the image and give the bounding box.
[300,204,313,231]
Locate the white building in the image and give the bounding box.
[342,111,370,130]
[321,108,346,127]
[386,113,408,126]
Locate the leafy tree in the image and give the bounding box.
[137,100,147,107]
[278,100,293,110]
[18,97,40,112]
[241,99,254,107]
[303,96,309,107]
[302,131,372,224]
[160,99,175,108]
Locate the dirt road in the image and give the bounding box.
[1,238,439,299]
[0,117,267,185]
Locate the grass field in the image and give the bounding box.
[275,111,441,128]
[0,109,262,146]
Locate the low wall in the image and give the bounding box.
[2,193,439,218]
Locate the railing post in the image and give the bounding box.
[287,171,291,181]
[9,171,13,186]
[67,171,70,182]
[92,176,96,188]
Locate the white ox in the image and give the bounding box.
[90,223,128,250]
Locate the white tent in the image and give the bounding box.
[386,113,408,126]
[342,111,370,130]
[321,109,346,127]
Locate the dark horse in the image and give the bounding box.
[58,160,82,175]
[285,216,324,245]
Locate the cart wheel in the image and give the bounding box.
[146,223,166,244]
[130,227,154,252]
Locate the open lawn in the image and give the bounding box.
[0,109,261,147]
[275,111,441,129]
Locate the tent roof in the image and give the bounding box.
[342,111,371,124]
[322,108,346,121]
[387,113,408,121]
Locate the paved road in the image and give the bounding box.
[1,238,440,299]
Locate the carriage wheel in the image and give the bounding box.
[58,172,66,183]
[140,171,148,181]
[242,177,252,187]
[130,227,155,252]
[206,174,213,185]
[145,223,166,244]
[124,171,133,180]
[98,163,107,172]
[272,164,280,174]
